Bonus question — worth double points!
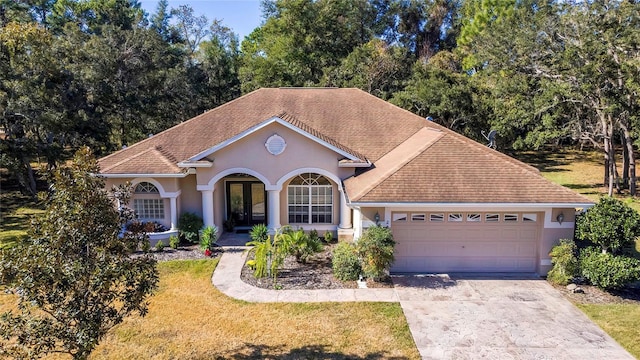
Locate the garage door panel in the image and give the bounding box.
[391,213,539,273]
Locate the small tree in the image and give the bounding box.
[575,197,640,254]
[357,225,396,280]
[0,147,158,360]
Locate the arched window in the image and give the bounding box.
[133,182,164,220]
[287,173,333,224]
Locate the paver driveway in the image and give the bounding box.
[393,274,634,360]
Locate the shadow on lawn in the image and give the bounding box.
[215,344,410,360]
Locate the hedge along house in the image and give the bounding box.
[98,88,593,275]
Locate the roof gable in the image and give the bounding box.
[188,116,367,162]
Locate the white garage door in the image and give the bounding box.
[391,212,540,273]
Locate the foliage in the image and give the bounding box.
[281,228,323,264]
[199,225,218,251]
[0,147,158,360]
[245,233,277,279]
[249,223,269,242]
[356,225,395,280]
[547,239,579,286]
[169,235,179,249]
[126,221,168,233]
[155,240,166,251]
[576,197,640,255]
[177,212,203,244]
[332,242,362,281]
[323,230,334,244]
[579,247,640,290]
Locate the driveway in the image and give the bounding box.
[393,274,635,360]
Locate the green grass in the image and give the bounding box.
[576,304,640,359]
[0,190,44,247]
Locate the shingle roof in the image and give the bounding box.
[98,87,592,205]
[98,88,428,174]
[345,130,592,204]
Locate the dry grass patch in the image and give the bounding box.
[576,303,640,358]
[89,259,418,359]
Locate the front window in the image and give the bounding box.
[133,182,164,220]
[287,173,333,224]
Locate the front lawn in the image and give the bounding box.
[1,259,418,359]
[0,190,44,248]
[577,303,640,358]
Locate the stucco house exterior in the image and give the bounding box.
[98,88,592,275]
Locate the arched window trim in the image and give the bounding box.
[134,182,160,194]
[287,173,333,224]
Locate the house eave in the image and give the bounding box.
[177,160,214,168]
[98,173,188,178]
[348,202,595,209]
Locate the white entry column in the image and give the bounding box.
[169,196,178,230]
[338,189,352,229]
[200,189,215,227]
[267,189,281,232]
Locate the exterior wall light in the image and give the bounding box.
[556,212,564,225]
[374,212,380,225]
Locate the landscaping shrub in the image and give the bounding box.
[140,238,151,253]
[199,225,218,252]
[284,229,323,264]
[169,235,179,249]
[155,240,165,251]
[323,230,334,244]
[332,242,361,281]
[575,197,640,254]
[356,225,395,280]
[547,239,579,285]
[579,247,640,290]
[249,224,269,242]
[178,212,203,243]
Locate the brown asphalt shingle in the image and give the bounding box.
[98,87,592,205]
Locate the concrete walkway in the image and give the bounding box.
[212,247,398,302]
[212,248,635,359]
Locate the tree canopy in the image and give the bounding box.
[0,147,158,359]
[2,0,640,195]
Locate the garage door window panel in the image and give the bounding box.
[504,214,519,222]
[392,213,408,222]
[411,213,426,222]
[523,213,537,222]
[430,213,444,222]
[467,213,481,222]
[486,213,500,222]
[448,213,463,222]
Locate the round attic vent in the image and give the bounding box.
[265,134,286,155]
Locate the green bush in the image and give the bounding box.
[169,235,179,249]
[332,241,361,281]
[177,212,203,243]
[249,224,269,242]
[282,229,323,264]
[576,197,640,254]
[199,225,218,251]
[356,225,395,280]
[155,240,165,251]
[547,239,579,285]
[579,247,640,290]
[323,230,334,244]
[140,238,151,253]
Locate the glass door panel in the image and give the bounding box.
[251,183,265,222]
[229,183,245,225]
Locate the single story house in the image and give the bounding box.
[98,88,593,274]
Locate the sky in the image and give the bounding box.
[139,0,264,40]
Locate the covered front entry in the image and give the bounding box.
[226,181,266,227]
[391,212,540,273]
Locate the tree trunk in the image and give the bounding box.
[622,132,629,189]
[620,122,637,196]
[601,113,612,192]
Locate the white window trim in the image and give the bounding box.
[287,174,333,224]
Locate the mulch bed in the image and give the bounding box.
[555,282,640,304]
[240,242,393,290]
[131,244,222,262]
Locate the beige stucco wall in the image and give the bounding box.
[178,175,201,217]
[551,208,576,224]
[361,207,385,223]
[195,122,355,189]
